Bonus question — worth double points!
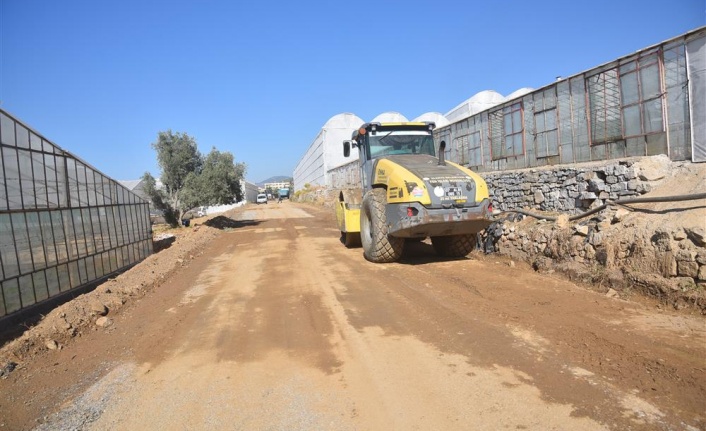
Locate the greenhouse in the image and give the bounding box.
[294,111,453,191]
[0,109,152,319]
[435,27,706,171]
[297,27,705,192]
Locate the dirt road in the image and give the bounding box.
[1,203,704,430]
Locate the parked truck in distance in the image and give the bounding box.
[335,121,493,263]
[278,188,290,199]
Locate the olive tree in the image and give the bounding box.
[143,131,246,227]
[181,148,246,210]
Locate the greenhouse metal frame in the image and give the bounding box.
[0,109,152,319]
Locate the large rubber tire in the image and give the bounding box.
[431,234,478,257]
[360,188,404,263]
[341,231,361,248]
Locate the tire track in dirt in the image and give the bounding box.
[3,202,703,430]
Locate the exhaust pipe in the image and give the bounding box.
[438,141,446,166]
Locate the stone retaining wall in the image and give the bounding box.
[482,156,666,214]
[479,155,705,310]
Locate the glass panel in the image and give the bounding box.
[536,132,547,158]
[126,205,135,244]
[30,132,42,151]
[544,89,556,109]
[61,210,80,260]
[77,258,88,285]
[77,163,88,206]
[620,72,639,105]
[40,212,57,266]
[46,267,61,297]
[124,205,132,244]
[588,69,622,143]
[619,60,636,74]
[85,256,96,282]
[512,110,522,132]
[101,207,112,249]
[643,99,664,133]
[95,174,105,205]
[139,205,148,239]
[545,109,557,130]
[623,105,642,136]
[132,205,140,242]
[18,149,36,208]
[535,113,545,132]
[12,213,33,274]
[68,260,80,288]
[118,247,126,269]
[513,134,524,155]
[95,254,104,278]
[33,271,48,301]
[19,274,35,307]
[663,45,687,89]
[506,134,514,156]
[66,158,79,207]
[91,207,103,252]
[640,64,661,99]
[81,208,95,255]
[547,130,559,155]
[86,169,97,206]
[639,52,658,67]
[503,114,512,134]
[113,206,124,246]
[105,206,116,249]
[3,147,22,209]
[52,211,69,263]
[26,212,45,270]
[138,241,146,260]
[16,124,30,149]
[55,156,68,207]
[102,252,111,277]
[2,278,21,313]
[103,178,113,204]
[42,139,55,154]
[111,249,120,272]
[57,263,71,292]
[0,113,16,146]
[44,154,59,207]
[0,214,19,278]
[33,152,47,207]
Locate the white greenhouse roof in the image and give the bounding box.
[323,112,364,129]
[444,90,505,123]
[372,112,409,123]
[505,87,534,100]
[413,112,450,128]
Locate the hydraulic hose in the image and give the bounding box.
[495,192,706,222]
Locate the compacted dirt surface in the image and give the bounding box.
[0,202,704,430]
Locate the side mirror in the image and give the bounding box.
[343,140,353,157]
[438,141,446,166]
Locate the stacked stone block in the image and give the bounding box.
[482,160,648,214]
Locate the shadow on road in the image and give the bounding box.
[399,240,470,265]
[204,216,261,230]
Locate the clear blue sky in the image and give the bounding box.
[1,1,703,183]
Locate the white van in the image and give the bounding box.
[256,194,268,204]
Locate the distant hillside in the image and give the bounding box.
[258,176,292,186]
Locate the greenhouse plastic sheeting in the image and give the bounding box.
[687,35,706,162]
